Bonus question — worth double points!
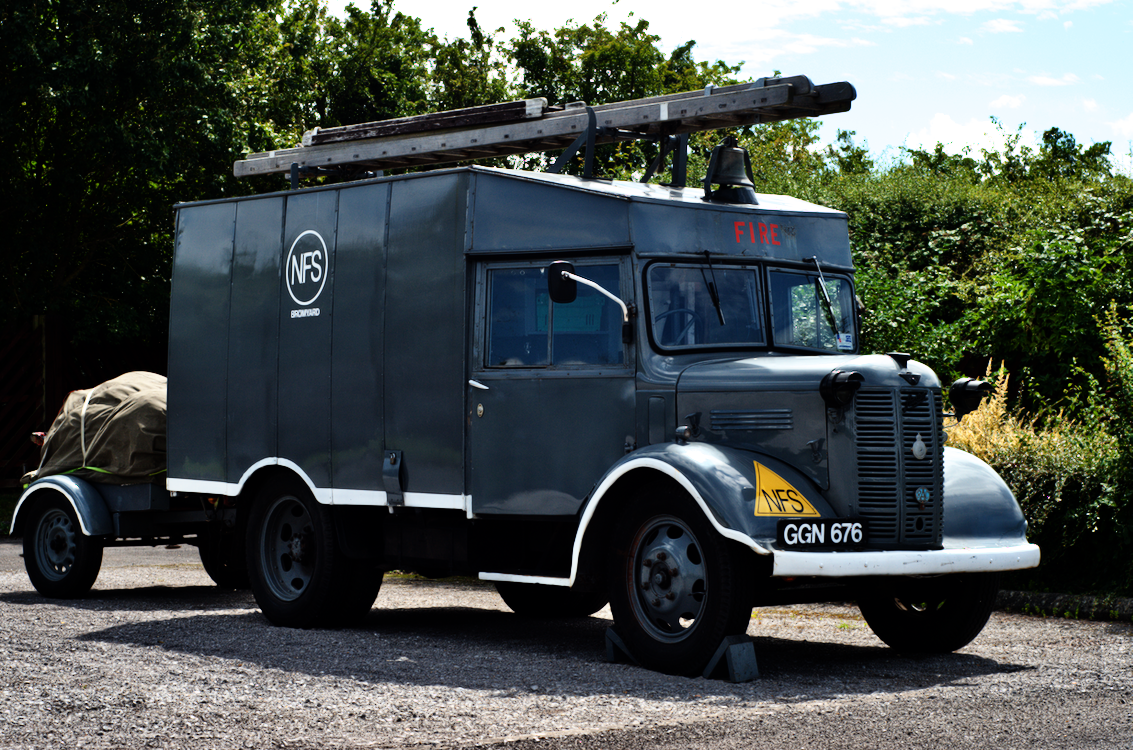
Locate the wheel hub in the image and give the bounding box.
[260,496,316,602]
[631,515,707,641]
[37,510,77,578]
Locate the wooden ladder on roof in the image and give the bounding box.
[233,75,856,184]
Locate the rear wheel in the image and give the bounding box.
[608,491,753,675]
[23,494,103,598]
[246,478,382,628]
[495,581,608,618]
[857,573,1000,653]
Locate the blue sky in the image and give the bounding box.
[329,0,1132,170]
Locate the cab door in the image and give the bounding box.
[468,257,636,516]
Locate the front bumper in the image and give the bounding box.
[771,542,1040,578]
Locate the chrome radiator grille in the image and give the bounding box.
[853,388,944,548]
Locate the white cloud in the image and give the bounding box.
[1111,113,1133,138]
[991,94,1026,108]
[958,36,975,44]
[906,113,1039,155]
[709,29,874,67]
[982,18,1025,32]
[938,71,959,81]
[1064,20,1074,28]
[1082,98,1098,111]
[883,15,933,27]
[1029,72,1080,85]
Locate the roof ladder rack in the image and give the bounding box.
[234,74,856,183]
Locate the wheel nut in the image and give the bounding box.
[665,592,676,600]
[651,598,661,607]
[657,551,667,561]
[669,567,678,577]
[642,559,653,567]
[640,579,650,590]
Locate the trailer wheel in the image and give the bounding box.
[857,572,1000,653]
[23,495,103,598]
[247,479,382,628]
[608,492,753,675]
[495,581,608,618]
[198,527,249,590]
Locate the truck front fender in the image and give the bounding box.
[942,446,1030,545]
[570,442,833,579]
[11,476,115,538]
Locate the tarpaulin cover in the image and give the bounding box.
[22,372,167,485]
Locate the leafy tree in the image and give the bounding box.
[826,129,874,176]
[1031,127,1112,182]
[0,0,283,380]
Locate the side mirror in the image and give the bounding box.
[950,378,994,422]
[547,260,576,303]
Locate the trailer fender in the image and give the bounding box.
[568,442,834,583]
[11,476,114,538]
[942,446,1029,545]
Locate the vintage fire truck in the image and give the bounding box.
[12,76,1039,675]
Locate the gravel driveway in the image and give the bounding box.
[1,539,1130,749]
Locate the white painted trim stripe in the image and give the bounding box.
[478,573,572,586]
[168,465,468,512]
[771,543,1041,578]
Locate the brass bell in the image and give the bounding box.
[703,136,758,204]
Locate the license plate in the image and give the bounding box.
[776,518,868,550]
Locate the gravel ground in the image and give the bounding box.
[1,539,1130,750]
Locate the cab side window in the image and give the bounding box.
[485,263,624,368]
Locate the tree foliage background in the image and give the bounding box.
[3,0,1132,593]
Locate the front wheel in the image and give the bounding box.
[23,494,103,598]
[608,492,753,676]
[246,479,382,628]
[857,573,1000,653]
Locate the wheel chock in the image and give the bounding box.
[702,635,759,682]
[604,627,641,666]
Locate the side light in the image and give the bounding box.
[820,369,864,408]
[949,378,994,422]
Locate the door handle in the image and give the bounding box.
[468,379,489,391]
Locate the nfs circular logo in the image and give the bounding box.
[286,230,328,307]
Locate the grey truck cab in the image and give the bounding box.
[12,78,1038,675]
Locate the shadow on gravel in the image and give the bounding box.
[0,586,255,613]
[69,600,1032,703]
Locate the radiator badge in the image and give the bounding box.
[912,433,928,460]
[752,462,820,517]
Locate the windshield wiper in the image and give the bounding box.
[805,256,840,337]
[701,251,726,326]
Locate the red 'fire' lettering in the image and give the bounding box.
[770,224,780,246]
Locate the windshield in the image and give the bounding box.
[768,269,855,352]
[646,264,765,348]
[645,262,856,353]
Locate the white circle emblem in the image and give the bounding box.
[285,230,328,306]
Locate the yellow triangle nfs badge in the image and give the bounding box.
[753,461,821,517]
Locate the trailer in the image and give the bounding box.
[12,76,1039,675]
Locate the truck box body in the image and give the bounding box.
[166,167,852,524]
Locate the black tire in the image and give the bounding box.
[22,494,103,598]
[608,491,753,676]
[198,526,250,589]
[246,478,382,628]
[495,581,608,618]
[857,572,1000,653]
